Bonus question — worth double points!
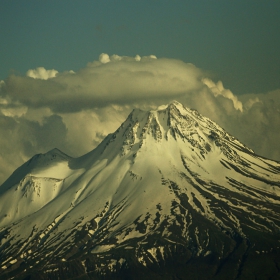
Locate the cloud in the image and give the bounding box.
[0,54,279,186]
[60,105,131,156]
[235,89,280,160]
[0,97,8,105]
[26,67,58,80]
[202,78,243,112]
[1,105,27,117]
[2,54,204,112]
[99,53,110,64]
[0,112,68,184]
[244,97,262,110]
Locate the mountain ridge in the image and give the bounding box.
[0,101,280,279]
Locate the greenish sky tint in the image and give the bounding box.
[1,0,279,94]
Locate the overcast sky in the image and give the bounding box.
[0,1,280,185]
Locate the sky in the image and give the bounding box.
[0,1,280,185]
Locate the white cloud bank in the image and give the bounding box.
[2,54,204,112]
[0,54,279,185]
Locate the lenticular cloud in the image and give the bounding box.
[2,54,204,112]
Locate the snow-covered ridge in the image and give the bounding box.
[0,101,280,279]
[101,101,254,162]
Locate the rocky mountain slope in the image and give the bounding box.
[0,101,280,279]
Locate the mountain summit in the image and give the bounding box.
[1,101,280,279]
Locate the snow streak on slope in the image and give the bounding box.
[0,101,280,279]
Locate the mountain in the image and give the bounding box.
[0,101,280,280]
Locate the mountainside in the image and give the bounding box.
[1,101,280,280]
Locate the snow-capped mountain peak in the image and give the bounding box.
[102,100,252,163]
[0,101,280,279]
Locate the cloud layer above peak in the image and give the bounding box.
[2,54,205,112]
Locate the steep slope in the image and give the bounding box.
[0,101,280,279]
[0,148,73,227]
